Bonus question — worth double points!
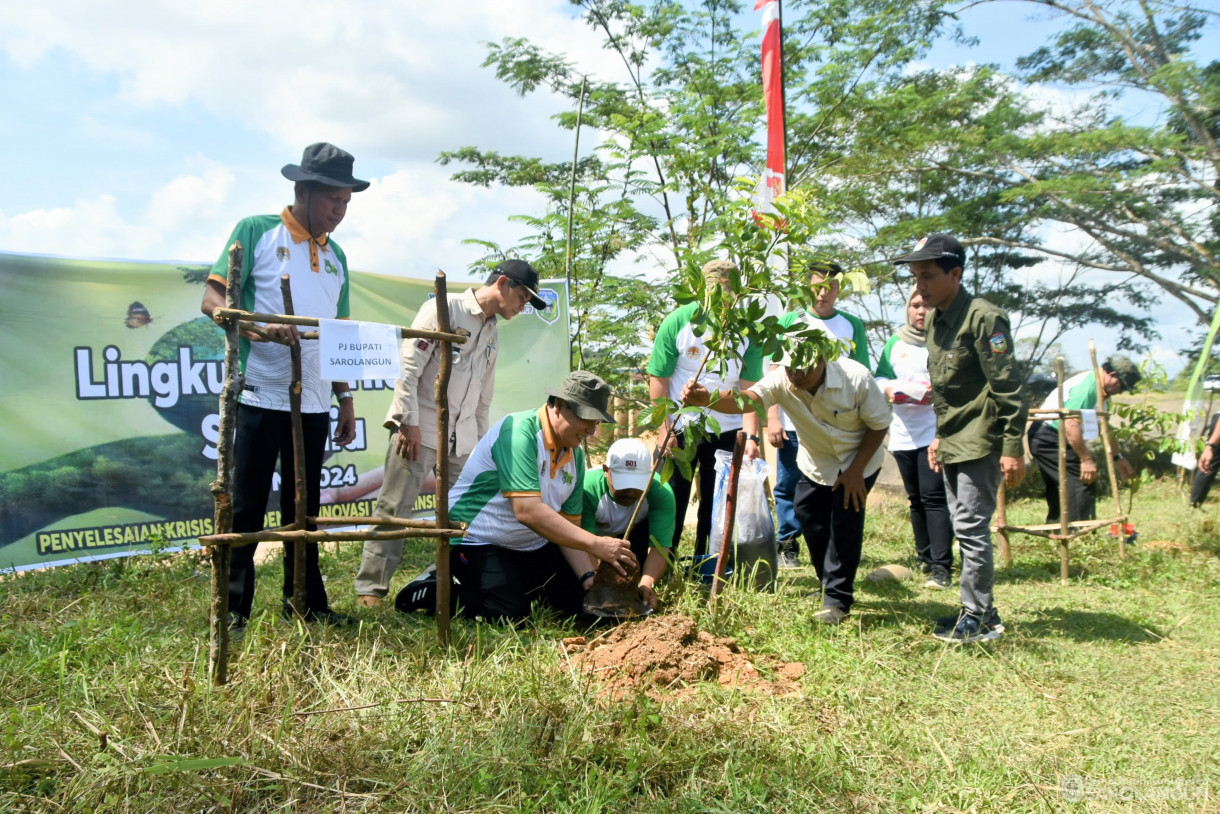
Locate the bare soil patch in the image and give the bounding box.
[562,614,805,697]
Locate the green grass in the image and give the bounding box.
[1,479,1217,812]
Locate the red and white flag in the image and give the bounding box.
[754,0,785,217]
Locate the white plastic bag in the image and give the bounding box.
[709,452,775,556]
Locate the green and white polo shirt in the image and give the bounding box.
[647,302,764,432]
[208,207,351,414]
[580,468,675,550]
[449,407,585,551]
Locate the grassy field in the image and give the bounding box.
[1,478,1216,813]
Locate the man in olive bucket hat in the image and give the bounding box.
[395,371,639,621]
[201,142,369,631]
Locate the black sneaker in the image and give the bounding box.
[227,612,247,641]
[779,548,800,569]
[917,562,934,576]
[933,607,1004,642]
[924,567,951,590]
[395,564,438,614]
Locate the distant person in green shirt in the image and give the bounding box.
[1027,358,1139,522]
[766,260,870,569]
[895,234,1027,644]
[581,438,676,611]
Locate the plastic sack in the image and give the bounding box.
[709,450,778,590]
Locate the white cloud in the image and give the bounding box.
[0,196,160,259]
[146,165,236,233]
[0,0,623,163]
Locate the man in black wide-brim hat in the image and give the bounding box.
[201,142,370,631]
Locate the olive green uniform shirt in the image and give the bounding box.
[927,290,1027,464]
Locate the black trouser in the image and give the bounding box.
[1027,422,1096,523]
[229,404,331,619]
[1191,413,1220,506]
[793,471,878,612]
[667,428,739,557]
[449,543,584,622]
[892,447,954,573]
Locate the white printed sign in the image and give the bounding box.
[318,320,401,381]
[1080,409,1099,441]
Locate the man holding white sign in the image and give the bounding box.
[201,142,366,630]
[354,260,545,607]
[1027,356,1139,523]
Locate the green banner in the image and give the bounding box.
[0,252,570,571]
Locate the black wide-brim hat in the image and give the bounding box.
[282,142,370,192]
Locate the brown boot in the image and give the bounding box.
[356,595,382,609]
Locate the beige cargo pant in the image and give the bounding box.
[354,433,468,598]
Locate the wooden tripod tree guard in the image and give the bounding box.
[993,342,1128,583]
[202,261,468,683]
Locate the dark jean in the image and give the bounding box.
[772,431,803,548]
[667,428,740,557]
[229,404,331,619]
[1027,423,1096,523]
[793,470,879,612]
[892,447,954,573]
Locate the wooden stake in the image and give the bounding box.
[433,272,453,647]
[280,275,309,619]
[208,241,242,686]
[1055,357,1070,583]
[199,527,470,546]
[212,308,468,344]
[1089,341,1127,559]
[995,481,1012,568]
[710,431,746,603]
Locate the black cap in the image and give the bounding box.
[281,143,370,192]
[892,234,966,269]
[493,259,546,310]
[545,371,615,422]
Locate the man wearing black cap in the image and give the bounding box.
[1027,356,1139,523]
[354,260,545,607]
[396,371,638,621]
[894,234,1027,643]
[201,142,369,630]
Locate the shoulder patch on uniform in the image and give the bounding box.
[989,332,1008,354]
[416,339,431,351]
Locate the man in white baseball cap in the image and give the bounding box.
[580,438,676,611]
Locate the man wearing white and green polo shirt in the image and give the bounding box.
[648,260,763,557]
[201,143,366,630]
[1027,356,1139,523]
[396,371,637,621]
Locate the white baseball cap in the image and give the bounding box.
[605,438,651,492]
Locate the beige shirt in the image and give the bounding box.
[749,360,891,486]
[386,287,498,456]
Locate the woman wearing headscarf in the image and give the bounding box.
[875,289,954,589]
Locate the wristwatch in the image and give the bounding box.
[336,391,354,401]
[747,434,760,444]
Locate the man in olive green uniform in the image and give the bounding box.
[895,234,1027,643]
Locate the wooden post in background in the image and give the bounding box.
[433,272,453,647]
[280,275,309,618]
[208,242,242,685]
[1089,341,1127,559]
[995,481,1012,568]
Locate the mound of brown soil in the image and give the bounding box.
[561,614,805,697]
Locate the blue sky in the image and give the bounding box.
[0,0,1213,374]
